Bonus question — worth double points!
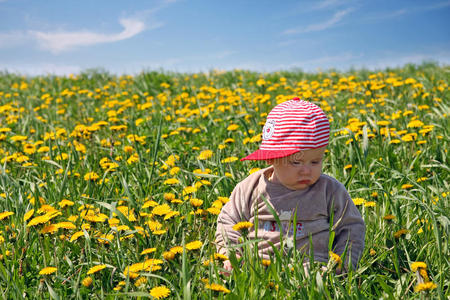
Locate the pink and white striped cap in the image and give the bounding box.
[241,97,330,161]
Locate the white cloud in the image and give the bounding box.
[283,8,353,35]
[28,18,152,54]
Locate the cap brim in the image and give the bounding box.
[240,149,300,161]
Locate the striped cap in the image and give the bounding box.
[241,98,329,160]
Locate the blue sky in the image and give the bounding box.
[0,0,449,75]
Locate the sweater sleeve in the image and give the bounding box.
[215,182,252,256]
[329,183,366,270]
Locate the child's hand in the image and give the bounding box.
[224,260,233,271]
[221,255,241,276]
[220,260,233,277]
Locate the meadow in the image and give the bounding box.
[0,63,448,299]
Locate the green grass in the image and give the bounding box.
[0,62,448,299]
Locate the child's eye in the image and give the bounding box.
[311,161,321,165]
[291,161,302,165]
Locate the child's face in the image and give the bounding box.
[269,147,326,191]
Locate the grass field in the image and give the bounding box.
[0,63,448,299]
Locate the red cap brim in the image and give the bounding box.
[240,149,300,161]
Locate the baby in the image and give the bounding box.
[215,97,365,272]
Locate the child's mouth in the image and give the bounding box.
[298,180,310,184]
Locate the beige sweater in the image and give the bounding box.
[215,167,365,269]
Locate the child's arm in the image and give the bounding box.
[215,184,251,256]
[329,184,366,270]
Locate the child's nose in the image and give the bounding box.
[298,165,311,175]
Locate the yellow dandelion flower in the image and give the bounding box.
[23,144,36,155]
[401,134,416,142]
[329,251,342,267]
[376,120,391,126]
[70,231,85,242]
[205,283,231,294]
[169,166,180,176]
[414,282,437,292]
[39,267,57,275]
[163,178,179,185]
[407,120,424,128]
[262,259,271,266]
[146,220,163,231]
[37,205,57,214]
[227,124,239,131]
[97,233,115,244]
[0,211,14,221]
[163,193,176,201]
[141,248,157,255]
[213,253,228,261]
[134,276,147,287]
[190,198,203,207]
[402,183,413,189]
[142,201,158,210]
[394,229,408,238]
[150,285,171,299]
[41,224,58,234]
[168,246,182,255]
[344,164,352,170]
[364,201,376,207]
[411,262,427,272]
[182,186,197,196]
[58,199,74,208]
[123,145,134,154]
[27,215,49,227]
[232,221,253,231]
[221,156,238,163]
[203,259,212,267]
[113,281,126,291]
[389,139,401,144]
[256,78,266,86]
[352,198,365,205]
[84,172,99,181]
[185,240,203,250]
[383,214,396,220]
[151,229,167,235]
[55,153,68,161]
[152,204,172,216]
[82,276,93,287]
[164,211,180,220]
[123,267,139,279]
[55,222,76,230]
[24,209,34,221]
[163,251,176,260]
[217,196,229,204]
[206,207,221,215]
[249,167,261,174]
[10,135,28,142]
[419,268,429,281]
[197,150,213,160]
[87,264,107,275]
